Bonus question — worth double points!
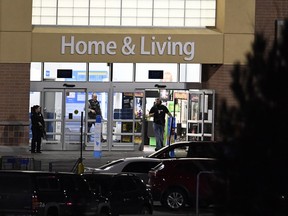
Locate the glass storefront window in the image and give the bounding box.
[112,63,133,82]
[135,63,177,82]
[32,0,216,27]
[30,92,41,109]
[30,62,42,81]
[29,91,41,139]
[89,63,110,82]
[180,64,201,82]
[43,62,87,81]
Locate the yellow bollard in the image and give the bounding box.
[77,162,84,174]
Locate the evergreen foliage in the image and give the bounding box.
[219,19,288,216]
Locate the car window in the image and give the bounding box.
[112,176,137,192]
[171,146,189,158]
[61,175,77,191]
[85,175,112,195]
[62,175,91,196]
[37,176,60,191]
[0,174,31,193]
[187,144,221,158]
[149,144,189,158]
[122,161,161,173]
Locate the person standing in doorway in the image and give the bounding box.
[31,105,45,153]
[149,98,172,151]
[87,93,103,142]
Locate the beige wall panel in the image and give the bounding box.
[32,33,224,64]
[0,0,32,31]
[216,0,255,34]
[224,0,255,34]
[224,34,254,65]
[216,0,226,32]
[0,32,31,63]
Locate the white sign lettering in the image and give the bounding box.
[140,36,195,60]
[61,35,195,61]
[61,36,117,55]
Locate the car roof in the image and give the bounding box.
[147,141,223,158]
[97,157,161,168]
[161,157,217,162]
[84,156,162,173]
[82,172,137,177]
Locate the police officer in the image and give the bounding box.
[87,93,102,141]
[31,105,46,153]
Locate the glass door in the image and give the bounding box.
[186,90,215,141]
[64,89,87,150]
[111,90,144,151]
[42,88,87,150]
[85,91,109,151]
[42,90,63,150]
[41,88,109,151]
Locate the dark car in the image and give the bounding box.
[147,141,225,159]
[148,158,227,210]
[82,173,153,216]
[0,170,111,216]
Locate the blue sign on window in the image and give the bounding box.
[46,70,50,77]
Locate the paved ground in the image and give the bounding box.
[0,145,155,172]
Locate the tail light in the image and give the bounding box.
[32,194,40,212]
[65,202,73,206]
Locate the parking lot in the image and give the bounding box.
[0,145,217,216]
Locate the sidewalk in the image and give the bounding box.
[0,145,155,172]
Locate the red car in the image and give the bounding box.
[148,158,227,210]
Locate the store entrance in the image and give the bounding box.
[42,88,87,150]
[41,88,109,151]
[31,86,215,151]
[143,89,215,147]
[143,89,189,148]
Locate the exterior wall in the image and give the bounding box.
[202,64,237,140]
[255,0,288,45]
[0,63,30,146]
[0,0,32,63]
[0,0,32,146]
[209,0,288,140]
[2,0,288,146]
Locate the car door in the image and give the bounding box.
[36,175,65,207]
[110,176,141,214]
[0,173,32,214]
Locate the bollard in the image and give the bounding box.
[77,162,84,174]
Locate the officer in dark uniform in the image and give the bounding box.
[88,93,102,141]
[31,105,46,153]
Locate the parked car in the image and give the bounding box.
[84,141,226,184]
[85,157,162,184]
[147,141,225,159]
[148,158,227,210]
[82,172,153,216]
[0,170,111,216]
